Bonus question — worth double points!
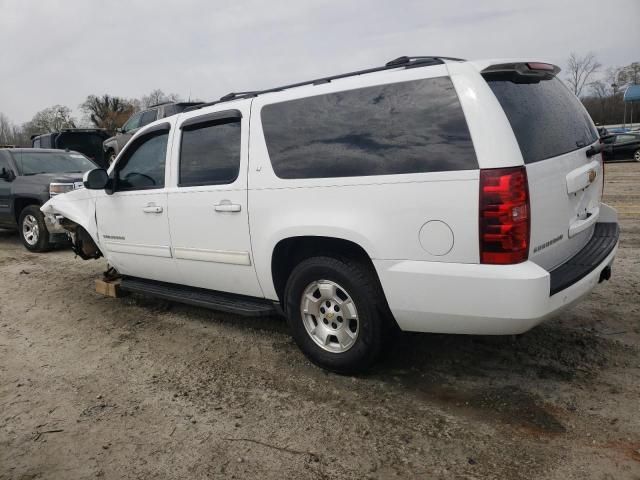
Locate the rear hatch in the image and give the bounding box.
[483,63,603,271]
[56,131,110,167]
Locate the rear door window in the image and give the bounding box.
[261,77,477,179]
[485,75,598,164]
[179,117,241,187]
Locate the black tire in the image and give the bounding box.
[284,256,389,373]
[18,205,52,252]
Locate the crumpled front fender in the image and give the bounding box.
[41,189,99,246]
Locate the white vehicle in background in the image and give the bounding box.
[43,56,619,373]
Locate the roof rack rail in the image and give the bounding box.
[385,55,466,67]
[184,55,466,112]
[147,101,173,108]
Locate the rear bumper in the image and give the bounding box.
[374,220,619,335]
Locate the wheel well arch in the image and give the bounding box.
[14,197,41,223]
[270,236,378,303]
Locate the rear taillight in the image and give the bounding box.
[479,166,530,264]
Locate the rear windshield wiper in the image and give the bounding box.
[586,143,605,158]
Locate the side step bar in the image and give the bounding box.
[120,277,278,317]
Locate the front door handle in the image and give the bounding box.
[143,204,163,214]
[214,200,241,213]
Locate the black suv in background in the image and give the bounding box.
[32,129,110,168]
[601,133,640,162]
[0,148,97,251]
[102,101,202,165]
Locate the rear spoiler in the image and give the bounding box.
[481,62,560,80]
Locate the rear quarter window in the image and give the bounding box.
[485,75,598,164]
[261,77,477,179]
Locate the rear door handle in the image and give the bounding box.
[143,204,163,214]
[214,201,241,213]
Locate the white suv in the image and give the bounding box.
[44,56,619,372]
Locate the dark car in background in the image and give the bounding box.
[0,148,98,251]
[31,128,110,168]
[102,101,202,164]
[601,133,640,162]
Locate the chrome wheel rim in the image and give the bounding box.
[22,215,39,246]
[634,150,640,162]
[300,280,359,353]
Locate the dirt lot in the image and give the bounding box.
[1,162,639,480]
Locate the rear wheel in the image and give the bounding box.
[284,256,388,373]
[19,205,51,252]
[634,149,640,162]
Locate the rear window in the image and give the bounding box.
[56,132,105,160]
[485,75,598,164]
[261,77,477,179]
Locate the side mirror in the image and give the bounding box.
[83,168,109,190]
[116,127,124,134]
[0,167,14,181]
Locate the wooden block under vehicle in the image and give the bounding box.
[95,278,122,298]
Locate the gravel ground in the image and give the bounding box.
[1,162,639,480]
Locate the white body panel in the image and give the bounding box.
[165,102,263,297]
[42,57,618,337]
[376,203,618,333]
[248,64,480,300]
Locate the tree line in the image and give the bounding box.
[567,53,639,126]
[0,89,182,146]
[1,55,639,147]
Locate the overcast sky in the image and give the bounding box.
[1,0,638,124]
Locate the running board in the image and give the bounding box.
[120,277,278,317]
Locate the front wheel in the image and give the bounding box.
[634,149,640,162]
[19,205,52,252]
[284,256,389,373]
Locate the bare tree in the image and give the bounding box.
[566,52,602,98]
[140,89,181,109]
[589,80,611,122]
[22,105,76,138]
[0,113,14,145]
[80,95,136,131]
[613,62,640,89]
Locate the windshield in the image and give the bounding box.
[13,151,97,175]
[485,74,598,164]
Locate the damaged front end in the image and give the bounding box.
[41,189,102,261]
[59,218,102,260]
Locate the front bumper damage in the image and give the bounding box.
[43,213,68,235]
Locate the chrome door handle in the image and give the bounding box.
[214,201,241,213]
[142,205,163,214]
